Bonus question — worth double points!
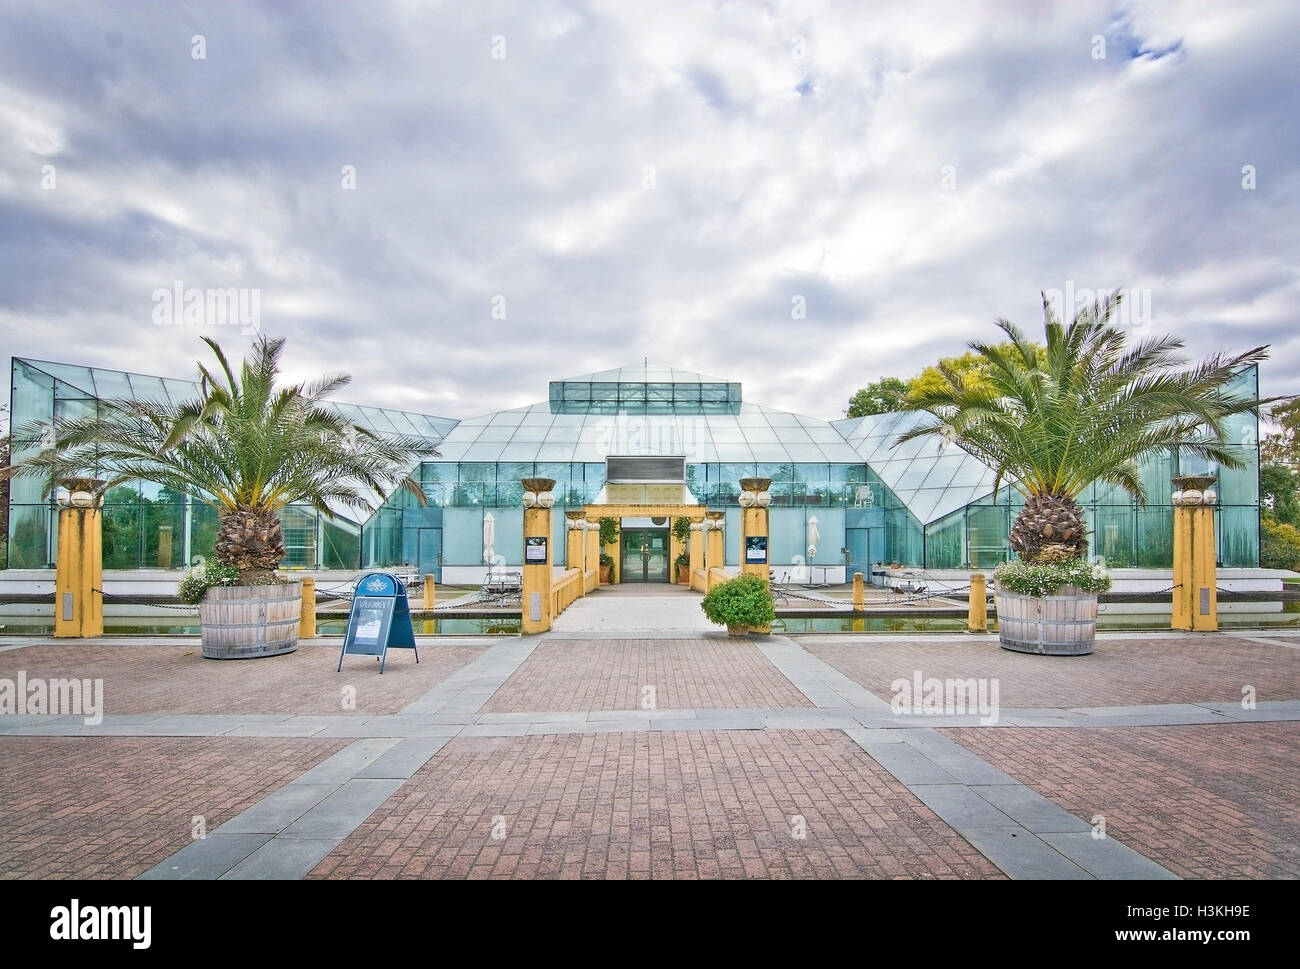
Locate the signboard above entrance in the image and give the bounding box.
[604,483,690,504]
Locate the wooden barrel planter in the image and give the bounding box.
[995,588,1098,656]
[200,581,301,660]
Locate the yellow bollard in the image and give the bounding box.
[299,576,316,639]
[853,572,865,610]
[423,573,436,611]
[968,573,988,632]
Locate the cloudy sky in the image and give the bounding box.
[2,0,1297,424]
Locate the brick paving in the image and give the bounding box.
[481,638,812,712]
[944,723,1300,879]
[804,636,1300,708]
[0,643,486,715]
[0,736,347,879]
[308,730,1002,880]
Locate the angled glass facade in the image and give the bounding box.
[6,357,1262,574]
[5,358,452,570]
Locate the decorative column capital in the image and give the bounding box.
[521,477,557,508]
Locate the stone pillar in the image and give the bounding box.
[738,478,772,583]
[1172,475,1219,632]
[738,477,772,633]
[53,482,104,638]
[688,522,704,588]
[299,576,316,639]
[521,478,557,635]
[968,573,987,632]
[566,511,586,596]
[705,511,725,572]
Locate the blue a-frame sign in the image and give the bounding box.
[337,572,419,674]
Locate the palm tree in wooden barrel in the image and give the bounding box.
[5,335,437,659]
[899,290,1268,655]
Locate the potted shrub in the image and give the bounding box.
[675,551,691,585]
[900,290,1269,655]
[672,517,692,583]
[701,573,776,636]
[992,557,1112,655]
[598,517,619,584]
[6,335,437,659]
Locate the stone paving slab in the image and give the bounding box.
[221,838,339,880]
[1039,832,1179,880]
[139,833,273,881]
[280,779,406,840]
[958,829,1092,880]
[217,784,338,834]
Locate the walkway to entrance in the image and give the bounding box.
[550,584,712,634]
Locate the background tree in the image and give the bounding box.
[846,377,910,417]
[844,344,1045,417]
[901,291,1269,564]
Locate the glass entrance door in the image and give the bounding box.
[620,528,669,582]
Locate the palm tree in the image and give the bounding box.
[5,336,437,584]
[900,292,1269,564]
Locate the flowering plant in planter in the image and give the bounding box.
[993,558,1111,598]
[176,560,239,605]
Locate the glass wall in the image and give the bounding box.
[6,358,1264,573]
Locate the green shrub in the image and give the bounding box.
[1260,518,1300,572]
[993,557,1112,597]
[700,573,776,629]
[176,559,239,604]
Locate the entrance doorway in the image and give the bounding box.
[620,528,669,582]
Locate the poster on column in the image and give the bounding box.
[745,536,768,564]
[525,536,548,563]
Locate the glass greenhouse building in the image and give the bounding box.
[6,357,1262,579]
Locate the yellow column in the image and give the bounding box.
[968,573,987,632]
[423,573,436,610]
[566,513,586,596]
[853,572,865,610]
[688,523,704,591]
[1171,476,1218,632]
[585,521,600,580]
[738,478,771,633]
[705,513,725,573]
[521,478,556,635]
[54,497,104,638]
[1191,505,1218,631]
[1172,505,1193,630]
[299,576,316,639]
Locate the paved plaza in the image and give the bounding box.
[1,588,1297,880]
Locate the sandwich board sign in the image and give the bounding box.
[337,572,419,674]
